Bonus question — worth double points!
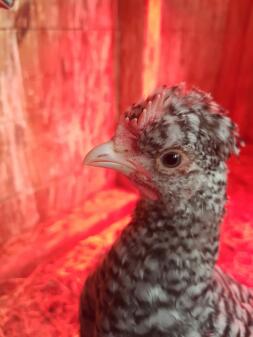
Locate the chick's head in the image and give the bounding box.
[84,85,241,203]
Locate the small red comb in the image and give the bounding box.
[124,88,168,136]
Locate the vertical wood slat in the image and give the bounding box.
[214,0,253,120]
[0,0,115,30]
[142,0,162,97]
[116,0,146,190]
[232,5,253,143]
[1,0,253,243]
[117,0,146,113]
[145,0,253,141]
[159,0,230,92]
[0,0,117,244]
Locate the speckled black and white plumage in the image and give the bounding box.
[80,84,253,337]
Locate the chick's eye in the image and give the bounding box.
[160,151,182,168]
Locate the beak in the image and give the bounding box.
[84,140,136,175]
[0,0,15,9]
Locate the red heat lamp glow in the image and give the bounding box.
[0,1,253,336]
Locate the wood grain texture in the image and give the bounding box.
[119,0,253,142]
[0,0,117,243]
[158,0,253,143]
[214,0,253,114]
[231,4,253,142]
[0,0,116,29]
[142,0,162,97]
[1,0,253,244]
[117,0,146,113]
[159,0,231,92]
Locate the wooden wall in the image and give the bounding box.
[0,0,117,243]
[159,0,253,142]
[119,0,253,143]
[1,0,253,244]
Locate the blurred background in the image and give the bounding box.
[0,0,253,336]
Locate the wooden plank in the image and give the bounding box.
[214,0,252,114]
[159,0,230,92]
[0,0,116,29]
[118,0,146,112]
[142,0,162,96]
[0,1,117,243]
[232,5,253,143]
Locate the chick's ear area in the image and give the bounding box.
[208,112,242,160]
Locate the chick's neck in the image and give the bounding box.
[130,183,227,286]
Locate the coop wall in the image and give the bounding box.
[1,0,253,244]
[0,0,117,243]
[119,0,253,142]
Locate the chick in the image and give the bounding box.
[80,84,253,337]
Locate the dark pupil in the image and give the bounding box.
[162,152,181,167]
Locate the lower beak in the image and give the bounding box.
[84,140,136,175]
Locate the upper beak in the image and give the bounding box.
[84,140,136,175]
[0,0,15,9]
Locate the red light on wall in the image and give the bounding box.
[142,0,162,96]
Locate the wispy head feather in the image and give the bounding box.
[122,84,242,161]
